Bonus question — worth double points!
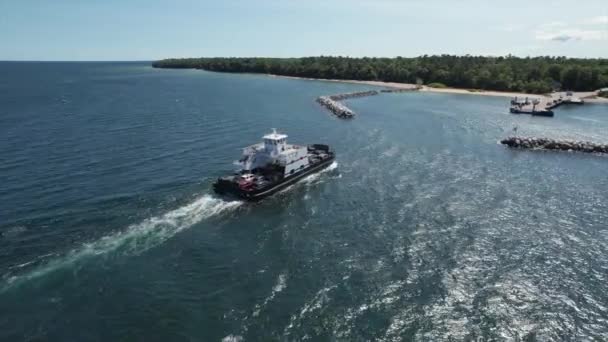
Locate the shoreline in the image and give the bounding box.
[269,74,608,104]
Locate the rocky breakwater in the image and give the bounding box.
[316,90,379,118]
[380,85,422,93]
[316,96,354,118]
[501,136,608,154]
[328,90,379,101]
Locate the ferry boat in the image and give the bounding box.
[213,129,335,200]
[510,107,554,117]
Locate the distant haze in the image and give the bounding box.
[1,0,607,61]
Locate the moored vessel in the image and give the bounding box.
[213,129,335,200]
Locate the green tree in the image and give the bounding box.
[152,55,608,94]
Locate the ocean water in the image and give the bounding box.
[1,62,608,341]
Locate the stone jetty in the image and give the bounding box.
[316,90,379,118]
[500,136,608,154]
[316,96,355,118]
[380,86,422,93]
[329,90,379,100]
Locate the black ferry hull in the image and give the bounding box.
[214,155,335,201]
[510,107,554,117]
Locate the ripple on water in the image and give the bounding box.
[252,272,287,317]
[3,64,608,340]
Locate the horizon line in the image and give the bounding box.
[0,60,154,63]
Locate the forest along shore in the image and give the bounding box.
[152,56,608,96]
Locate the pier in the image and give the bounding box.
[316,90,379,118]
[510,92,584,117]
[500,136,608,154]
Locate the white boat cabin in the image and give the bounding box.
[239,129,310,177]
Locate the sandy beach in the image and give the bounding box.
[270,74,608,104]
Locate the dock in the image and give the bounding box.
[509,92,584,117]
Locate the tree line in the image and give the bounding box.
[152,56,608,94]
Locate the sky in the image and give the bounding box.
[1,0,607,60]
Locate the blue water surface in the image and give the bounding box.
[1,62,607,341]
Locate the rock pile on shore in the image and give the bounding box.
[317,90,379,118]
[501,136,608,154]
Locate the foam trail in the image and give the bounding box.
[252,273,287,317]
[302,161,339,184]
[1,195,241,293]
[278,161,339,194]
[326,161,338,172]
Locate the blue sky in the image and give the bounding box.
[1,0,607,60]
